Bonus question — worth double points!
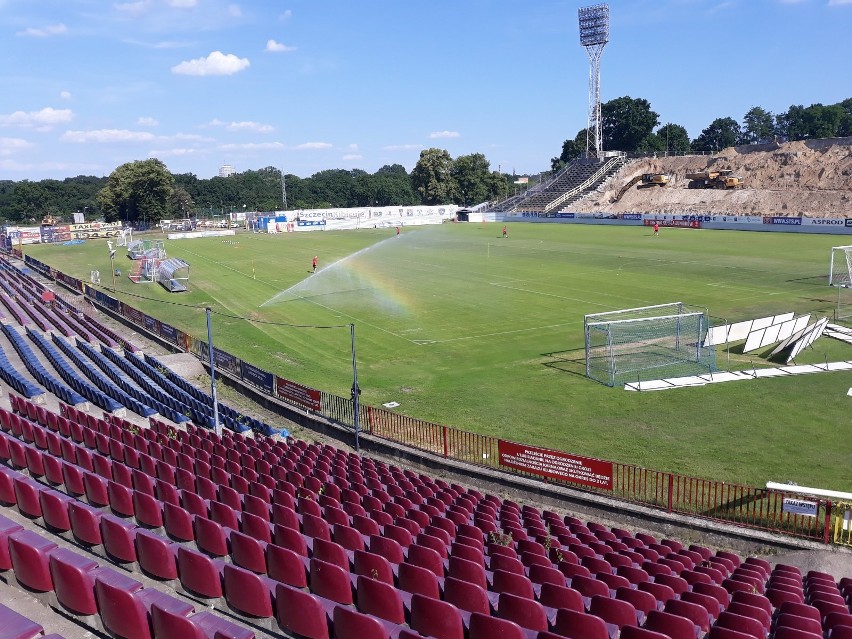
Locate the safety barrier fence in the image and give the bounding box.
[834,502,852,546]
[7,249,835,543]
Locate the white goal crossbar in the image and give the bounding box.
[829,245,852,287]
[584,303,716,386]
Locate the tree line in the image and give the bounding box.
[552,96,852,169]
[1,94,849,226]
[0,152,513,226]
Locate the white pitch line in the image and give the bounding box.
[706,282,782,296]
[289,295,418,344]
[422,321,578,345]
[489,282,653,308]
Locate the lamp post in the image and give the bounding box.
[206,308,221,438]
[109,246,117,289]
[350,323,361,453]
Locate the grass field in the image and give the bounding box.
[25,223,852,489]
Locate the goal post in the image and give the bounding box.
[584,302,717,386]
[829,245,852,288]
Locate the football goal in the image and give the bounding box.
[829,245,852,288]
[584,302,717,386]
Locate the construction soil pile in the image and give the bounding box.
[574,137,852,217]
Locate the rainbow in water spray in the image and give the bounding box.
[260,235,413,314]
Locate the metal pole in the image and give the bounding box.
[110,252,116,289]
[206,307,221,438]
[350,323,361,453]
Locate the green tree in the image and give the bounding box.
[170,186,194,218]
[692,117,740,153]
[9,181,52,223]
[551,129,587,172]
[776,105,808,140]
[451,153,493,206]
[601,96,659,152]
[655,123,692,155]
[803,104,844,139]
[411,148,454,205]
[741,106,775,144]
[777,103,844,141]
[97,159,174,225]
[838,98,852,137]
[307,169,355,208]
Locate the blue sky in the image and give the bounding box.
[1,0,850,181]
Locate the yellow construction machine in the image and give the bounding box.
[685,169,745,189]
[610,173,670,203]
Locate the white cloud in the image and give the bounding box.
[149,148,198,158]
[280,9,292,20]
[384,144,423,151]
[0,138,33,155]
[228,4,242,17]
[59,91,72,101]
[294,142,332,150]
[227,121,274,133]
[172,51,250,76]
[220,142,285,150]
[17,23,67,37]
[61,129,155,143]
[168,0,197,7]
[205,119,273,132]
[137,116,159,127]
[429,130,460,139]
[342,154,362,161]
[707,1,734,12]
[0,107,74,128]
[169,132,213,141]
[266,39,296,53]
[114,1,150,16]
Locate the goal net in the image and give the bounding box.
[584,302,717,386]
[829,245,852,288]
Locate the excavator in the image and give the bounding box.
[685,169,745,189]
[610,173,670,203]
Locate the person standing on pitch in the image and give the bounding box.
[653,222,659,237]
[396,226,401,237]
[502,225,508,239]
[312,255,318,273]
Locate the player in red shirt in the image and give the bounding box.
[653,222,659,237]
[312,255,318,272]
[502,225,508,238]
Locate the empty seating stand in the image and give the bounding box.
[0,315,849,639]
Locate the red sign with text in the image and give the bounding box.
[276,376,322,412]
[498,441,613,490]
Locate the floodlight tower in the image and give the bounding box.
[578,3,610,159]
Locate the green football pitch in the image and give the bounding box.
[25,223,852,489]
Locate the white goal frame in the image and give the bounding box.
[584,302,716,386]
[829,245,852,288]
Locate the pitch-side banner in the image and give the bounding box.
[645,219,701,228]
[240,361,274,395]
[498,440,613,490]
[276,376,322,411]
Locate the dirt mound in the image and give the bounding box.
[574,137,852,217]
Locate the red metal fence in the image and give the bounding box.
[358,402,831,543]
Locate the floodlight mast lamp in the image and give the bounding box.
[578,3,610,159]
